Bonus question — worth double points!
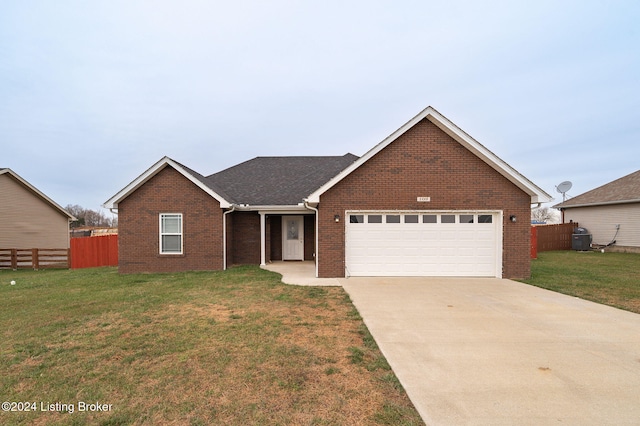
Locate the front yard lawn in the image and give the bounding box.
[0,266,423,425]
[522,251,640,314]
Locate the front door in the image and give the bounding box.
[282,216,304,260]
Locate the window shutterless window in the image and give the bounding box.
[160,214,183,254]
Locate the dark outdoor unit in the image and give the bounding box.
[572,227,592,251]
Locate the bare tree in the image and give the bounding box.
[531,207,560,224]
[66,205,116,228]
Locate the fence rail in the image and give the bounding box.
[0,248,70,270]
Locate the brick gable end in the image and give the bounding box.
[118,166,223,273]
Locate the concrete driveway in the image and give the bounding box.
[340,277,640,425]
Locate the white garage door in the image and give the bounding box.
[345,211,502,277]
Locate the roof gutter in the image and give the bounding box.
[223,204,237,270]
[233,204,311,213]
[556,198,640,210]
[303,200,319,278]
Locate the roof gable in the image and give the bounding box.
[555,170,640,209]
[0,168,76,220]
[306,106,552,205]
[103,157,232,209]
[104,154,359,210]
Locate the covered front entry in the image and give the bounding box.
[255,211,316,267]
[345,211,502,277]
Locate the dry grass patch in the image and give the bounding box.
[0,266,423,425]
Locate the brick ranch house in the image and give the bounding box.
[104,106,552,279]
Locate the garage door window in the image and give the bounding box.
[460,214,474,223]
[441,215,456,223]
[423,214,437,223]
[386,215,401,223]
[368,215,382,223]
[350,214,364,223]
[405,215,419,223]
[478,215,493,223]
[348,212,496,225]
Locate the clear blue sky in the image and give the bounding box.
[1,1,638,212]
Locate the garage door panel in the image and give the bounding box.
[346,211,501,277]
[457,248,475,257]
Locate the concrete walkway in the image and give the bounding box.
[341,277,640,425]
[261,261,341,286]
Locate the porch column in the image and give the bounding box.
[259,212,266,266]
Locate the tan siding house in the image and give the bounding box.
[556,170,640,252]
[563,204,640,248]
[0,169,75,249]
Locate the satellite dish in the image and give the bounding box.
[556,181,572,193]
[556,181,572,202]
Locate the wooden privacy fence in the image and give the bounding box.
[0,248,70,270]
[531,226,537,259]
[531,223,578,258]
[70,234,118,269]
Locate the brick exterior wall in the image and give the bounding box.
[304,215,315,261]
[118,166,224,273]
[269,215,282,261]
[230,211,261,265]
[317,118,532,279]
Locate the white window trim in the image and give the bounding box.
[159,213,183,255]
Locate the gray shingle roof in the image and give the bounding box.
[555,170,640,208]
[203,154,359,205]
[170,159,235,203]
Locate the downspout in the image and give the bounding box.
[223,204,236,270]
[303,200,319,278]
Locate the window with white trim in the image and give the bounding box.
[160,213,183,254]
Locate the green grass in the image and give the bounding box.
[522,251,640,313]
[0,266,424,425]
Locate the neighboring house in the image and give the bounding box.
[104,106,552,279]
[0,168,75,248]
[555,170,640,252]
